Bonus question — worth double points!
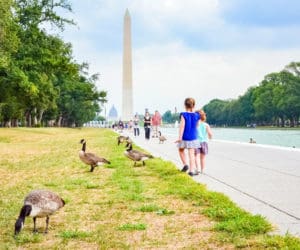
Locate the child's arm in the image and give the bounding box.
[175,115,185,143]
[206,124,213,139]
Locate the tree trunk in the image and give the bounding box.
[12,119,18,127]
[290,117,295,127]
[32,107,37,126]
[279,116,284,127]
[37,109,44,124]
[4,120,11,127]
[57,114,62,127]
[27,111,32,127]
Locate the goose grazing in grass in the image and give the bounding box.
[158,131,167,144]
[124,142,154,166]
[79,139,111,172]
[117,135,132,145]
[14,190,65,235]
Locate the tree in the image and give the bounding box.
[0,0,108,127]
[0,0,19,68]
[162,110,179,124]
[203,99,229,126]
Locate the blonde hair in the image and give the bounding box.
[196,109,206,121]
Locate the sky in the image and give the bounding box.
[56,0,300,117]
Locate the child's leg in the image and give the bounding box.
[188,148,196,173]
[200,153,205,173]
[178,148,187,166]
[195,149,200,172]
[179,148,189,172]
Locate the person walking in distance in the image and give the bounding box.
[195,109,212,174]
[152,110,162,138]
[133,114,140,136]
[144,111,152,140]
[175,98,200,176]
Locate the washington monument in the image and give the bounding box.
[122,9,133,121]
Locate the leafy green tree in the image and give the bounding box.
[0,0,19,68]
[162,110,179,124]
[203,99,229,126]
[53,65,106,127]
[0,0,20,126]
[253,76,277,125]
[1,0,108,127]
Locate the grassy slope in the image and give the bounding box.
[0,128,299,249]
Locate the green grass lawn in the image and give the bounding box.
[0,128,299,249]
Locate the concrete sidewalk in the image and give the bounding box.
[121,129,300,237]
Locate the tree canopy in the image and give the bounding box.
[203,63,300,127]
[0,0,107,127]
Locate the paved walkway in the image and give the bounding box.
[122,129,300,236]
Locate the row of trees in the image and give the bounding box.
[0,0,107,127]
[203,63,300,127]
[161,62,300,127]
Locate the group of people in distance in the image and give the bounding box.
[175,97,213,176]
[143,110,162,140]
[116,110,162,139]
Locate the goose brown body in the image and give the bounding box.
[15,190,65,235]
[158,131,167,144]
[124,143,153,166]
[79,139,110,172]
[117,135,132,145]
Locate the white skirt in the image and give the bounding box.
[177,139,200,149]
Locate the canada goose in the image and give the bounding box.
[117,135,132,145]
[158,131,167,144]
[14,190,65,235]
[124,142,154,166]
[79,139,111,172]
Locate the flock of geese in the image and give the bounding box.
[14,133,158,236]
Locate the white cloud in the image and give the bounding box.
[81,41,300,116]
[131,0,222,31]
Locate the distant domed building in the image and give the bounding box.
[108,105,118,121]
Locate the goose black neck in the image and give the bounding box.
[82,142,86,152]
[127,144,132,151]
[15,205,32,235]
[19,204,32,218]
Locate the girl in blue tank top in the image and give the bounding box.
[175,98,200,176]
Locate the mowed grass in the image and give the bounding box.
[0,128,299,249]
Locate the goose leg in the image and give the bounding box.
[134,161,136,167]
[90,165,95,172]
[143,161,145,166]
[44,216,49,234]
[33,217,38,233]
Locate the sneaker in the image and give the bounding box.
[188,172,195,176]
[181,165,188,172]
